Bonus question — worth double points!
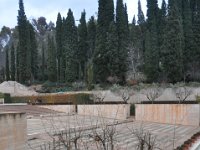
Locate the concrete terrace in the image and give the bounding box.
[26,114,200,150]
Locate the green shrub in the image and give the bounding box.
[4,93,11,103]
[130,104,135,116]
[11,93,93,104]
[196,95,200,103]
[0,93,4,99]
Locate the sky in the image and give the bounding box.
[0,0,163,29]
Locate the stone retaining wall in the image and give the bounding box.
[78,104,130,120]
[39,105,76,114]
[0,112,27,150]
[135,104,200,126]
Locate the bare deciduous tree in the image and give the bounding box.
[142,86,163,103]
[174,86,192,103]
[91,91,107,103]
[111,84,134,103]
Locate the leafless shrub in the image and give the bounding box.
[129,127,159,150]
[174,86,192,103]
[91,91,107,103]
[89,123,117,150]
[111,84,134,103]
[142,85,163,103]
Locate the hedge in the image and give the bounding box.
[0,93,11,103]
[11,93,93,104]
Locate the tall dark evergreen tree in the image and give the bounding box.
[10,44,16,81]
[17,0,29,83]
[65,9,78,82]
[182,0,194,79]
[56,13,63,82]
[61,17,67,82]
[41,42,46,81]
[137,0,146,66]
[87,16,96,59]
[106,22,119,77]
[5,47,10,81]
[161,0,184,82]
[78,10,88,80]
[137,0,145,25]
[116,0,129,82]
[191,0,200,80]
[94,0,114,82]
[28,22,38,81]
[145,0,160,81]
[47,36,57,82]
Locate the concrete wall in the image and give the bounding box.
[78,104,130,120]
[0,112,27,150]
[135,104,200,126]
[39,105,76,114]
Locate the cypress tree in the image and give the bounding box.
[94,0,114,82]
[65,9,78,82]
[41,42,46,81]
[16,44,20,82]
[28,22,38,81]
[191,0,200,80]
[137,0,146,65]
[47,36,57,82]
[145,0,160,81]
[116,0,129,83]
[161,0,184,82]
[137,0,145,25]
[87,16,96,59]
[5,47,10,81]
[106,22,119,77]
[56,13,63,82]
[158,0,167,80]
[78,10,88,80]
[17,0,29,83]
[10,44,16,81]
[182,0,194,79]
[61,17,67,82]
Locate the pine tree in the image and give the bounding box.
[78,10,88,80]
[87,16,96,59]
[56,13,63,82]
[5,47,10,81]
[47,36,57,82]
[65,9,78,82]
[161,0,184,82]
[116,0,129,83]
[94,0,114,82]
[10,44,15,81]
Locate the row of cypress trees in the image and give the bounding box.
[141,0,200,83]
[55,0,129,84]
[5,0,200,84]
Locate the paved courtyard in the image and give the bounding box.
[26,114,200,150]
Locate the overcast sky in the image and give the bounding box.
[0,0,163,29]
